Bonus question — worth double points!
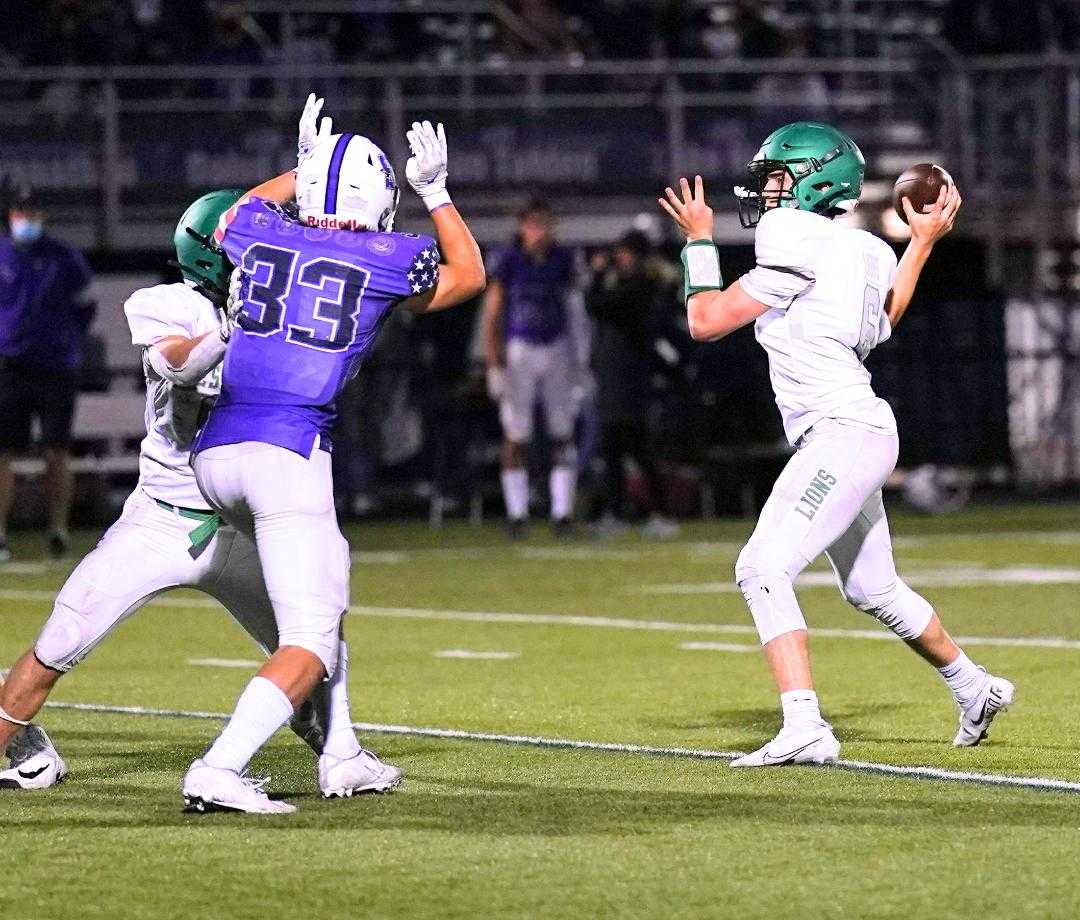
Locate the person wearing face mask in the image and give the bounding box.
[0,185,94,561]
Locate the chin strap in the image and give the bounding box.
[0,704,29,727]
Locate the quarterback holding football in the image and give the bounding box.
[660,121,1014,766]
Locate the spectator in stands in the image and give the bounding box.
[586,230,679,538]
[0,186,94,561]
[483,199,582,538]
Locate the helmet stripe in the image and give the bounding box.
[323,133,354,215]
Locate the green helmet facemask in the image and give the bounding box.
[734,122,865,228]
[171,188,246,300]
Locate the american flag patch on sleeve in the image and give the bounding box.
[407,244,441,295]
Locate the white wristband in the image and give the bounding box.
[685,242,721,288]
[420,189,452,212]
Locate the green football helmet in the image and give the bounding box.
[172,188,246,300]
[735,122,865,228]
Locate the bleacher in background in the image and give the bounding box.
[0,0,1076,515]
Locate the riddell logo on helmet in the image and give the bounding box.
[306,216,362,231]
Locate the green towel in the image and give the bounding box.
[154,499,222,557]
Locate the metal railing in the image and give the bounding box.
[1,54,1078,281]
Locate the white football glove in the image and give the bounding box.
[297,92,333,169]
[486,366,506,401]
[405,120,451,212]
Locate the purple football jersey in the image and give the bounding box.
[0,234,93,373]
[194,198,439,457]
[491,244,574,344]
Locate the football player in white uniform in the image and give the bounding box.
[0,188,399,804]
[660,121,1014,767]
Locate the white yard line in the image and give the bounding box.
[679,642,759,653]
[518,547,643,561]
[1,531,1074,576]
[433,649,520,660]
[187,658,262,669]
[0,562,50,575]
[640,567,1080,595]
[418,547,493,560]
[350,551,410,564]
[3,589,1080,650]
[39,700,1080,796]
[344,606,1080,650]
[686,541,746,556]
[893,530,1080,547]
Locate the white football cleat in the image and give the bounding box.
[953,673,1015,747]
[0,751,68,790]
[182,759,296,814]
[0,724,68,790]
[730,721,840,768]
[5,723,61,767]
[319,749,402,798]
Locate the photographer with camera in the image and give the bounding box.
[586,230,679,538]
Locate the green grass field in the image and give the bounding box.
[2,502,1079,919]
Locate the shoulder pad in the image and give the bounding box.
[754,208,822,277]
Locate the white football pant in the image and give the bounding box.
[500,336,578,443]
[735,419,934,645]
[193,441,350,676]
[35,489,279,671]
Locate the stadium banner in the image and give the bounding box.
[0,115,759,194]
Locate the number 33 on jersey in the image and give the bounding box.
[195,197,440,458]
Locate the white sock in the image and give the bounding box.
[203,675,294,773]
[549,464,576,521]
[501,468,529,520]
[938,651,986,708]
[322,640,361,760]
[780,689,822,728]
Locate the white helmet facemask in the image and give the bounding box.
[295,133,400,232]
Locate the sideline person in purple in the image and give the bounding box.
[0,185,94,560]
[482,199,582,538]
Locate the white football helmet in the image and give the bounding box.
[295,132,400,232]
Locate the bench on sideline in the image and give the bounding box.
[10,392,146,477]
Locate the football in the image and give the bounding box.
[892,162,953,223]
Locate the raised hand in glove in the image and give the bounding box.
[405,120,451,212]
[297,92,333,169]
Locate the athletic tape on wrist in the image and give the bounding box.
[681,239,723,303]
[0,705,29,727]
[420,188,452,212]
